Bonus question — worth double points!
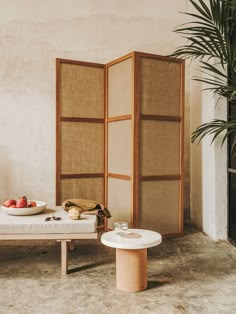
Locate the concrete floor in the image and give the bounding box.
[0,225,236,314]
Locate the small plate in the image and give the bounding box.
[1,200,47,216]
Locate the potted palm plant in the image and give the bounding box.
[171,0,236,152]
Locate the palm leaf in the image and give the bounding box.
[171,0,236,151]
[191,118,236,153]
[170,0,236,101]
[200,61,228,79]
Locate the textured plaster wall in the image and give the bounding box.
[201,97,228,240]
[190,65,228,240]
[189,66,203,228]
[0,0,228,240]
[3,0,229,241]
[0,0,191,211]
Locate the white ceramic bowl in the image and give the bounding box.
[1,200,47,216]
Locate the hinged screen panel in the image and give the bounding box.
[56,59,105,205]
[137,54,184,236]
[105,54,134,228]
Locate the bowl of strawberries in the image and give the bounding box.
[1,196,46,216]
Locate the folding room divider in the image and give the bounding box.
[56,52,185,237]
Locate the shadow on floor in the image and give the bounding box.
[67,261,106,274]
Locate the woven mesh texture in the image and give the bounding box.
[139,180,180,234]
[60,178,104,204]
[61,122,104,174]
[60,63,104,118]
[140,57,181,116]
[140,120,180,176]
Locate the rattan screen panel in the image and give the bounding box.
[140,120,180,176]
[108,58,132,117]
[61,122,104,174]
[107,177,131,229]
[140,57,181,116]
[139,180,180,234]
[60,178,104,204]
[60,63,104,118]
[108,120,131,175]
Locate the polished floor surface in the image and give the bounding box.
[0,225,236,314]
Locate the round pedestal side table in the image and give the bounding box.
[101,229,162,293]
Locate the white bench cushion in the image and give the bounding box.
[0,206,97,234]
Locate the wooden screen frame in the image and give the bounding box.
[56,58,105,205]
[135,52,185,237]
[56,52,184,237]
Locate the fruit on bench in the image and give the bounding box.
[28,201,37,207]
[2,196,39,209]
[16,196,28,208]
[3,199,16,207]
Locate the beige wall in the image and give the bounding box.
[0,1,191,212]
[189,65,203,227]
[189,63,228,239]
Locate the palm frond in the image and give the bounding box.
[171,0,236,152]
[170,0,236,101]
[191,118,236,153]
[172,1,230,63]
[200,61,228,79]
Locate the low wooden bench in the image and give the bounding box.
[0,206,98,274]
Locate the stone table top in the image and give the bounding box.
[101,229,162,250]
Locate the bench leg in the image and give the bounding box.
[57,240,71,275]
[69,240,75,251]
